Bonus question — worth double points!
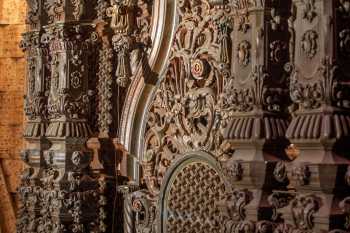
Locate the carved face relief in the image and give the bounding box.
[237,40,251,67]
[301,30,318,59]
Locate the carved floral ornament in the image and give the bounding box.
[302,0,317,23]
[142,0,234,196]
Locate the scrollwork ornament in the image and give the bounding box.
[237,12,250,33]
[256,221,274,233]
[339,29,350,57]
[273,161,288,183]
[339,197,350,230]
[45,0,65,24]
[291,194,320,231]
[345,166,350,186]
[226,189,251,222]
[268,192,295,222]
[131,190,156,233]
[142,0,233,194]
[270,40,287,64]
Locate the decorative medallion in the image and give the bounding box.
[301,30,318,59]
[71,71,82,88]
[191,59,209,80]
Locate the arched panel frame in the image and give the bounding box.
[119,0,178,181]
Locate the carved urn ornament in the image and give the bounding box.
[16,0,350,233]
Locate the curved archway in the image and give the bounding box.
[119,0,177,180]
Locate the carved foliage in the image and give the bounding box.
[143,0,233,194]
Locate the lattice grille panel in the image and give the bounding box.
[164,162,226,233]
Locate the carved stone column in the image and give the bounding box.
[17,1,50,232]
[29,0,103,232]
[283,0,350,232]
[91,0,152,175]
[219,0,292,225]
